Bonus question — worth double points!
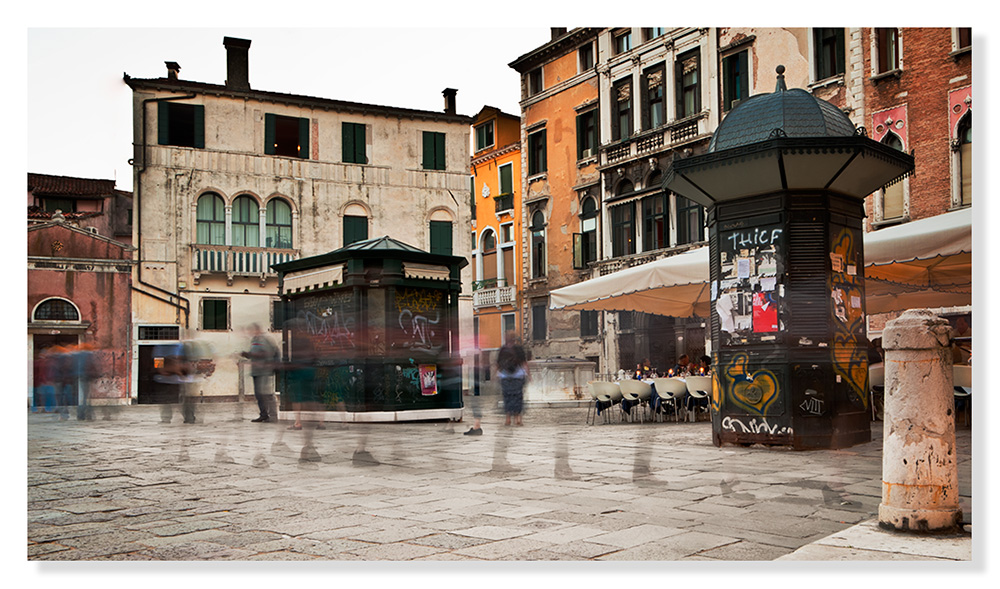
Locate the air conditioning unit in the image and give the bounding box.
[581,148,593,159]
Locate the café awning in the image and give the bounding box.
[549,247,711,317]
[549,208,971,317]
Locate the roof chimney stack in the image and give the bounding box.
[223,36,252,91]
[443,88,457,115]
[165,61,181,80]
[551,27,567,40]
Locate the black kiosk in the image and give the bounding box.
[665,67,914,449]
[272,236,468,422]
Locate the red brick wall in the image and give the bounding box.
[863,28,972,222]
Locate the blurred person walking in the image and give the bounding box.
[496,338,528,426]
[241,323,279,423]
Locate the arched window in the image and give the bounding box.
[530,210,546,279]
[33,298,80,321]
[958,114,972,206]
[480,228,498,285]
[343,203,369,246]
[575,197,598,268]
[232,195,260,247]
[616,179,634,196]
[881,132,905,220]
[196,193,225,245]
[266,198,293,249]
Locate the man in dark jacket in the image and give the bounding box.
[242,323,279,422]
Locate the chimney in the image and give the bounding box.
[223,36,252,91]
[165,61,181,80]
[551,27,567,40]
[443,88,457,115]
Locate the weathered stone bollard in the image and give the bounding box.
[879,309,962,533]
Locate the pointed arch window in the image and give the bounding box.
[881,132,906,220]
[957,114,972,206]
[196,193,225,245]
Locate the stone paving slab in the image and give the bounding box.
[27,404,972,562]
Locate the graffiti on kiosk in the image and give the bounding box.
[726,227,783,250]
[829,227,869,411]
[299,307,355,349]
[721,416,793,436]
[394,288,444,353]
[799,396,825,416]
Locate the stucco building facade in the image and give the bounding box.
[124,37,473,403]
[510,27,970,376]
[469,106,523,387]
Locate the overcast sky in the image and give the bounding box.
[25,26,549,191]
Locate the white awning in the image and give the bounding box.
[404,262,451,281]
[549,247,711,317]
[548,208,971,317]
[282,265,344,294]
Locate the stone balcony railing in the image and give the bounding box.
[191,244,298,285]
[592,244,704,277]
[603,113,708,166]
[473,282,517,308]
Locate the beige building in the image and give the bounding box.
[125,37,473,403]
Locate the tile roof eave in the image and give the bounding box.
[123,75,473,124]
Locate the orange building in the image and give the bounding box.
[509,28,603,368]
[470,107,522,378]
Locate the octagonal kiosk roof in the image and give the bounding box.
[665,66,914,206]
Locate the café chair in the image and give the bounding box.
[685,376,713,422]
[589,381,622,424]
[651,377,686,422]
[620,379,653,423]
[869,363,884,421]
[953,365,972,427]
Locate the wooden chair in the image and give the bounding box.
[953,365,972,427]
[869,363,884,421]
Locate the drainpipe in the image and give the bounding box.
[130,93,196,328]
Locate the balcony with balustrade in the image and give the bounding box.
[602,113,709,167]
[472,277,517,309]
[191,244,299,286]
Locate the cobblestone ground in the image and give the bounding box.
[27,402,972,561]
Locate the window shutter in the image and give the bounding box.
[573,233,584,269]
[264,113,276,155]
[342,122,354,163]
[540,130,547,173]
[500,165,512,195]
[436,132,446,170]
[298,117,310,159]
[422,131,434,169]
[430,221,452,255]
[193,105,205,149]
[355,123,367,164]
[157,101,170,145]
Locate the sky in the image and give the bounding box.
[24,26,550,192]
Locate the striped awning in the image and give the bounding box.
[281,265,344,294]
[403,262,451,281]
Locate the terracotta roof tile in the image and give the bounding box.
[27,173,117,198]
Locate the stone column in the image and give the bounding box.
[878,309,962,533]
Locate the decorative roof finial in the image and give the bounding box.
[775,65,787,92]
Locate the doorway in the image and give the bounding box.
[32,334,79,409]
[137,344,181,404]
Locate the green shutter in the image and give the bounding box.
[298,117,310,159]
[430,221,452,255]
[157,101,169,145]
[342,122,354,163]
[355,123,367,164]
[573,233,584,269]
[500,165,512,195]
[264,113,276,155]
[193,104,205,149]
[540,130,547,173]
[422,131,434,169]
[436,132,446,170]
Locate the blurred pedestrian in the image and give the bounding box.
[73,343,98,421]
[496,338,528,426]
[241,323,279,423]
[284,319,322,462]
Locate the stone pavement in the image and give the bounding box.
[27,401,972,562]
